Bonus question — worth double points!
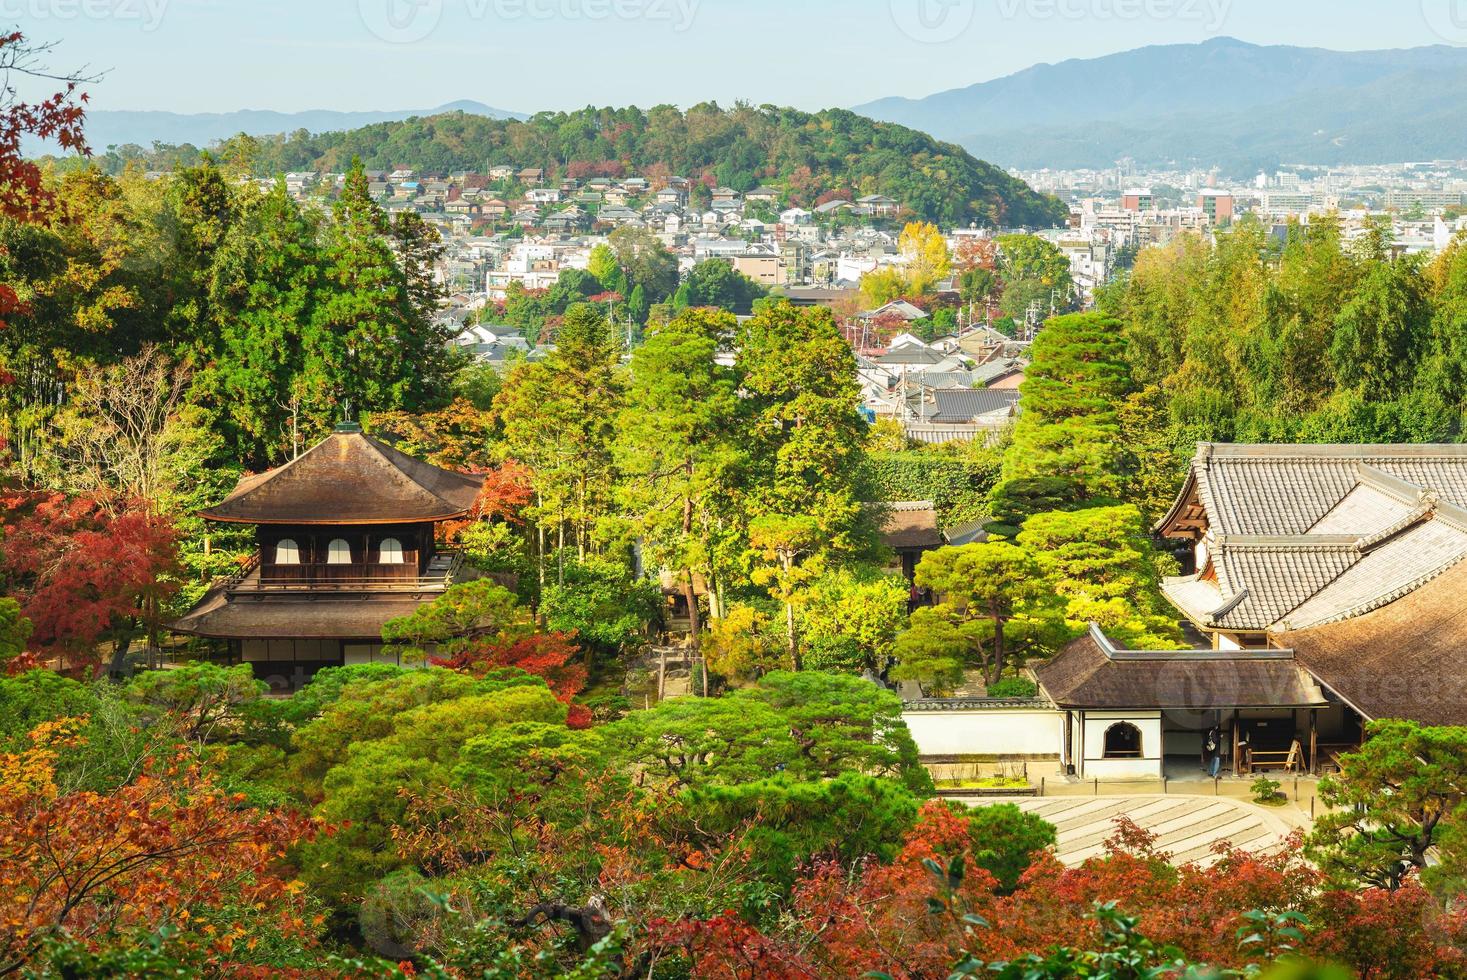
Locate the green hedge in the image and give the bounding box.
[867,450,998,529]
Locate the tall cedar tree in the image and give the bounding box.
[203,179,323,465]
[494,306,623,572]
[996,311,1133,512]
[736,301,874,662]
[615,308,744,639]
[311,160,454,425]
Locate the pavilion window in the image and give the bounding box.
[1102,722,1143,759]
[274,539,301,565]
[326,539,352,565]
[378,537,405,564]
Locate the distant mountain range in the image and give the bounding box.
[73,100,527,152]
[854,37,1467,173]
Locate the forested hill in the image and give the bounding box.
[96,104,1069,228]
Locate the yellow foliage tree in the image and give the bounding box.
[859,267,909,309]
[898,221,952,296]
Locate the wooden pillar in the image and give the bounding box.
[1064,710,1073,773]
[1309,708,1319,776]
[1231,708,1240,778]
[1077,710,1085,778]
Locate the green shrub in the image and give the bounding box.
[1251,775,1284,805]
[986,677,1038,699]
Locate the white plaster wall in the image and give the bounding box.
[901,709,1063,757]
[1080,711,1163,779]
[1082,757,1163,779]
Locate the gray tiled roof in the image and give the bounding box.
[1160,443,1467,632]
[909,371,975,389]
[929,388,1020,421]
[1185,443,1467,536]
[877,346,948,366]
[1212,539,1360,629]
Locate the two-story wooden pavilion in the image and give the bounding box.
[171,423,486,686]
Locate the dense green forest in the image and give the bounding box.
[1100,214,1467,452]
[84,104,1069,228]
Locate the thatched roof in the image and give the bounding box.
[1035,625,1326,711]
[200,425,485,525]
[1280,559,1467,726]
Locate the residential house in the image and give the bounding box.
[542,206,590,233]
[856,194,899,216]
[859,299,928,323]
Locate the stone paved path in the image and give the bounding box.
[962,795,1298,868]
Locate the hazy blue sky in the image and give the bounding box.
[18,0,1467,113]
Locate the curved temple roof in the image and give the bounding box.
[200,426,486,525]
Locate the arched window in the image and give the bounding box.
[274,538,301,565]
[326,539,352,565]
[1103,722,1143,759]
[378,537,405,564]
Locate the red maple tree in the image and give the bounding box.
[431,630,590,727]
[0,492,181,674]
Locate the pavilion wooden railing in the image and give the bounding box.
[228,550,464,593]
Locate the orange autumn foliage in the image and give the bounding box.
[0,718,319,973]
[640,800,1467,979]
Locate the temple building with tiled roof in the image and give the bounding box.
[171,423,486,687]
[900,443,1467,781]
[1156,443,1467,649]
